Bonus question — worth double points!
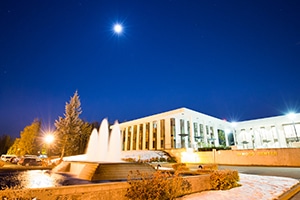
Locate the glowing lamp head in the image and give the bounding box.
[45,134,54,144]
[113,24,123,34]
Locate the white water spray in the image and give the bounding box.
[85,119,122,162]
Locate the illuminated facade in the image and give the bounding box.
[118,107,300,150]
[234,114,300,149]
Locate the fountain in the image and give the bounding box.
[52,119,155,181]
[85,119,121,162]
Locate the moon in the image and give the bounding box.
[113,24,123,34]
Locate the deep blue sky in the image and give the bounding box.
[1,0,300,138]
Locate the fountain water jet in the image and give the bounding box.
[53,118,155,181]
[85,119,121,162]
[86,129,98,162]
[108,121,122,162]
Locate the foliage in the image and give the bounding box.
[126,170,191,200]
[197,146,231,151]
[0,134,14,155]
[171,163,190,171]
[121,153,176,163]
[122,156,173,164]
[54,91,87,157]
[210,170,240,190]
[7,119,41,156]
[7,138,20,155]
[218,130,226,146]
[77,121,93,154]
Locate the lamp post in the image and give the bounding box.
[287,113,299,142]
[45,134,54,157]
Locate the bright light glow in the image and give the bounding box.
[45,134,54,144]
[25,170,66,188]
[27,170,56,188]
[113,24,123,34]
[181,148,200,163]
[231,122,237,127]
[287,112,296,120]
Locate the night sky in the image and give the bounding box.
[1,0,300,139]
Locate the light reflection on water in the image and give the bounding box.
[24,170,64,189]
[0,170,68,190]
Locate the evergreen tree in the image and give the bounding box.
[0,134,14,155]
[7,138,20,155]
[54,91,84,157]
[77,121,93,155]
[7,119,41,155]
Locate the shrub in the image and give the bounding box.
[122,157,136,162]
[166,156,177,163]
[159,157,166,162]
[171,163,189,171]
[197,146,232,151]
[210,170,240,190]
[126,170,191,200]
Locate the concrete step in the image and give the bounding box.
[52,161,70,173]
[92,162,155,181]
[78,163,99,181]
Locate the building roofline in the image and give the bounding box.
[116,107,300,128]
[118,107,228,127]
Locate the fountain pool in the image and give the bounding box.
[52,119,155,181]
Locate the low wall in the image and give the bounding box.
[0,182,129,200]
[0,174,211,199]
[216,148,300,166]
[166,148,300,166]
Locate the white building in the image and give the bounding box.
[118,107,300,150]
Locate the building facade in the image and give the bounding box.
[118,107,300,150]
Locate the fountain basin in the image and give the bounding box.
[52,161,156,181]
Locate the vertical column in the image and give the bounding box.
[124,127,129,151]
[142,123,146,150]
[164,118,171,149]
[235,129,240,146]
[184,119,188,148]
[255,127,262,147]
[245,128,251,148]
[136,124,140,150]
[265,126,272,148]
[130,126,134,150]
[203,123,208,145]
[232,127,237,146]
[236,129,243,147]
[189,117,194,149]
[276,124,287,147]
[175,118,181,148]
[274,124,281,147]
[121,129,124,151]
[249,128,254,148]
[225,128,229,147]
[157,120,161,149]
[213,126,219,146]
[149,121,153,150]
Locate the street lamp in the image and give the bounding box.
[287,112,299,142]
[45,134,54,157]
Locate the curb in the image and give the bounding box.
[278,183,300,200]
